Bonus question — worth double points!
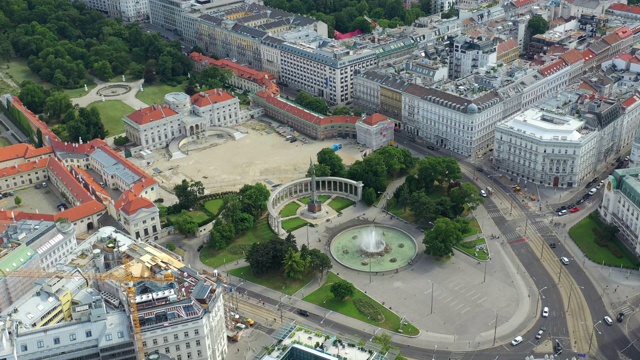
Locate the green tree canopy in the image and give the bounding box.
[330,279,355,300]
[362,187,377,206]
[283,248,309,279]
[317,148,345,177]
[174,179,205,210]
[173,211,198,235]
[422,217,463,258]
[528,16,548,38]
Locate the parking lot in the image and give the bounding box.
[0,182,67,214]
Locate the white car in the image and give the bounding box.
[560,257,570,265]
[480,190,487,197]
[511,336,523,346]
[536,329,544,339]
[589,188,597,195]
[604,316,613,325]
[558,209,568,216]
[542,307,549,318]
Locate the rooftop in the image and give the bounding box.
[498,108,592,141]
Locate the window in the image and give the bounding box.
[163,336,168,343]
[177,356,182,360]
[174,334,179,341]
[117,331,124,339]
[165,347,170,354]
[70,334,76,341]
[184,331,189,338]
[37,341,44,348]
[153,339,158,345]
[197,350,202,357]
[105,334,113,341]
[195,340,201,347]
[194,329,199,336]
[187,352,192,359]
[21,344,27,352]
[86,330,92,338]
[176,345,181,351]
[186,342,191,349]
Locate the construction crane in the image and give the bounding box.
[6,260,174,360]
[364,15,379,29]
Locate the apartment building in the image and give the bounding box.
[449,37,497,79]
[600,168,640,259]
[494,108,599,188]
[77,0,149,21]
[354,70,411,120]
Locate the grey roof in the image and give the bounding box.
[403,84,501,113]
[191,280,211,299]
[198,14,223,26]
[54,151,88,160]
[262,35,285,46]
[573,0,600,9]
[231,24,267,39]
[588,39,610,54]
[90,148,140,186]
[359,70,411,91]
[258,18,290,31]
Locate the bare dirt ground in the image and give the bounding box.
[135,120,365,193]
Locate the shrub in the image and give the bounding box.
[594,236,609,247]
[113,135,129,146]
[608,244,624,258]
[166,242,177,251]
[459,240,476,249]
[353,298,384,322]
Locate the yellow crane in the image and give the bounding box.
[6,259,174,360]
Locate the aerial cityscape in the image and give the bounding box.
[0,0,639,359]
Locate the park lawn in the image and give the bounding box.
[328,197,355,212]
[136,82,186,105]
[88,101,134,136]
[455,238,489,261]
[199,217,275,268]
[281,217,309,232]
[4,59,48,87]
[304,272,419,335]
[569,213,640,268]
[387,199,416,223]
[228,265,314,296]
[0,137,11,147]
[203,199,224,216]
[279,202,301,217]
[298,195,331,204]
[64,81,97,98]
[168,210,210,224]
[462,217,481,238]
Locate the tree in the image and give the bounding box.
[351,17,373,33]
[330,279,355,300]
[362,187,377,206]
[295,91,328,115]
[92,60,114,81]
[317,148,345,177]
[166,242,177,251]
[246,237,290,275]
[283,248,308,279]
[173,211,199,235]
[416,157,461,190]
[347,155,387,193]
[44,92,72,121]
[306,163,332,177]
[422,217,463,258]
[449,182,484,217]
[14,196,22,206]
[528,16,548,38]
[238,183,270,219]
[174,179,205,210]
[18,82,47,114]
[307,248,332,275]
[36,128,43,148]
[113,135,129,146]
[396,184,411,212]
[409,190,435,224]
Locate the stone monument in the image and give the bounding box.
[307,159,322,213]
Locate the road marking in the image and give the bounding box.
[472,294,481,300]
[460,307,471,314]
[477,297,486,304]
[467,290,476,296]
[455,304,465,310]
[443,297,453,303]
[454,283,465,290]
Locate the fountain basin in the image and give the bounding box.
[330,225,417,272]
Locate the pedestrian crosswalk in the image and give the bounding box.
[532,221,549,231]
[488,211,502,218]
[504,231,522,242]
[615,304,635,314]
[446,351,466,360]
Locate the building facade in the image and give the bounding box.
[449,37,497,79]
[600,168,640,259]
[356,114,395,151]
[494,108,599,188]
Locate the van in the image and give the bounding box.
[588,188,597,195]
[235,323,246,331]
[285,135,293,140]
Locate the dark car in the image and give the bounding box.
[57,203,68,210]
[297,309,310,317]
[197,244,204,252]
[155,198,165,203]
[554,340,563,354]
[576,198,585,205]
[549,243,557,248]
[427,145,437,150]
[617,312,625,322]
[35,184,42,189]
[1,193,7,198]
[290,138,298,143]
[592,177,599,183]
[476,167,484,172]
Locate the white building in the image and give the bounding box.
[356,114,395,151]
[494,108,599,188]
[600,168,640,259]
[449,37,497,79]
[279,36,378,106]
[124,89,240,152]
[77,0,149,21]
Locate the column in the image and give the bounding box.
[356,181,363,200]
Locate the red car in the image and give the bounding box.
[570,207,580,213]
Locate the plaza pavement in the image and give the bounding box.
[71,79,148,110]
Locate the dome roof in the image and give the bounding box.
[467,103,478,113]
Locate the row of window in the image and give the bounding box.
[22,331,125,352]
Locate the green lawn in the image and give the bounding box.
[3,59,47,87]
[328,197,355,212]
[87,100,134,136]
[64,81,97,98]
[569,213,640,268]
[298,195,331,204]
[281,217,309,232]
[228,265,314,296]
[0,137,11,147]
[462,218,481,238]
[455,238,489,260]
[387,199,416,223]
[168,210,210,224]
[200,217,275,268]
[203,199,224,216]
[304,272,419,335]
[136,82,186,105]
[279,202,301,217]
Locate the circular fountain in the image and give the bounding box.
[330,225,417,272]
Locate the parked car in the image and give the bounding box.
[570,207,580,213]
[480,190,487,197]
[604,316,613,325]
[542,307,549,317]
[8,191,13,196]
[588,188,597,195]
[558,210,568,216]
[576,198,585,205]
[35,184,42,189]
[476,167,484,172]
[617,312,625,322]
[427,145,437,150]
[560,257,570,265]
[297,309,310,317]
[549,243,557,248]
[535,329,544,339]
[511,336,523,346]
[1,193,7,198]
[197,244,204,252]
[554,340,563,354]
[42,182,47,188]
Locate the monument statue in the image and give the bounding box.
[307,159,322,213]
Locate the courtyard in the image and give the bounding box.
[0,182,69,214]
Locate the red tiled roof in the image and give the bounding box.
[317,115,359,127]
[126,104,178,126]
[8,97,60,146]
[190,89,235,108]
[0,144,52,164]
[622,95,640,110]
[608,3,640,15]
[539,59,567,77]
[602,32,622,46]
[617,53,633,61]
[579,81,599,94]
[0,158,48,177]
[46,157,95,204]
[615,26,633,39]
[363,113,388,126]
[513,0,535,7]
[121,196,155,215]
[497,39,519,55]
[581,49,596,62]
[71,166,111,203]
[561,49,585,65]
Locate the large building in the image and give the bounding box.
[77,0,150,21]
[356,114,395,151]
[123,89,240,152]
[448,37,497,79]
[494,108,599,188]
[600,168,640,259]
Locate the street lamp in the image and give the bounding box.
[306,224,310,248]
[566,285,585,312]
[492,309,498,346]
[432,345,437,360]
[428,280,434,314]
[588,320,602,353]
